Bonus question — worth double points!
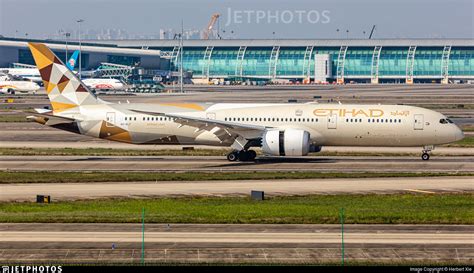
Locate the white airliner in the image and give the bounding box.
[0,68,42,84]
[0,50,80,85]
[27,43,464,161]
[82,78,125,91]
[0,73,40,94]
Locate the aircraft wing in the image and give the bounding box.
[130,109,268,140]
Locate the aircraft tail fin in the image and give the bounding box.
[28,43,101,113]
[66,50,80,70]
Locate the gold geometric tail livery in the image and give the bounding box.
[28,42,99,113]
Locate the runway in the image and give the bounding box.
[2,176,472,201]
[1,224,472,264]
[0,155,472,172]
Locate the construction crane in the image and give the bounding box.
[203,13,220,40]
[368,25,376,39]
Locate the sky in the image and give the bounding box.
[0,0,473,39]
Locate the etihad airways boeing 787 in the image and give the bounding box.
[26,43,464,161]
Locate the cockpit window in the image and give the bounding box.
[439,118,454,124]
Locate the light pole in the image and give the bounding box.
[65,32,71,61]
[77,19,84,79]
[180,21,184,93]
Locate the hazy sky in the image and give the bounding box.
[0,0,473,39]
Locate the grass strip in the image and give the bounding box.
[1,193,472,224]
[0,171,471,184]
[0,115,28,122]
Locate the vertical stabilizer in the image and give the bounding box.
[28,42,100,113]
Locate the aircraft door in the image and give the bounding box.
[327,114,337,129]
[414,114,424,130]
[106,112,115,127]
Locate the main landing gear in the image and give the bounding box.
[421,145,433,161]
[227,150,257,162]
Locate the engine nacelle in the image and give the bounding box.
[262,129,318,156]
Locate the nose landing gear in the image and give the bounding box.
[227,150,257,162]
[421,145,433,161]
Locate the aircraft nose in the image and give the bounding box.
[454,127,464,142]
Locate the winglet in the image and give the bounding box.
[66,50,80,70]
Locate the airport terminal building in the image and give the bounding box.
[1,37,473,84]
[0,37,166,70]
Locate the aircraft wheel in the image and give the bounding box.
[247,150,257,160]
[421,153,430,161]
[238,150,250,161]
[8,89,15,95]
[227,151,239,162]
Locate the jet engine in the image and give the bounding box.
[261,129,321,156]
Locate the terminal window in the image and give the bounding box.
[107,55,141,66]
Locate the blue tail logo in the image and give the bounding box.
[66,50,80,70]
